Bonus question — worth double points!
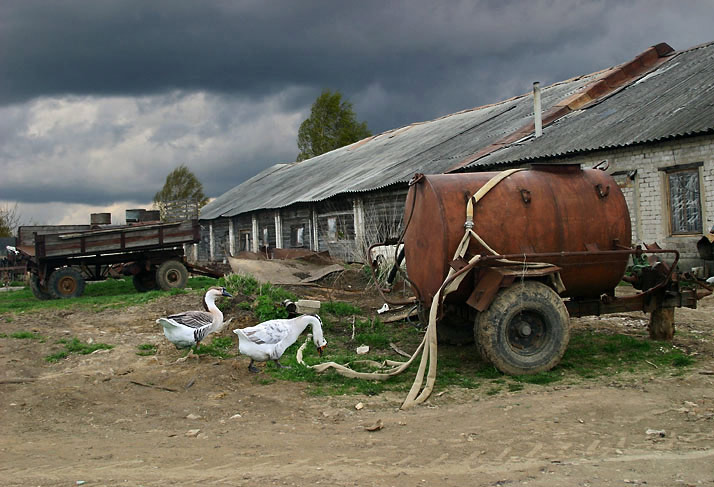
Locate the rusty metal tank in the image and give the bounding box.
[403,165,631,303]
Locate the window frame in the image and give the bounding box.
[661,163,703,236]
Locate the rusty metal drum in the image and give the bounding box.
[403,165,631,304]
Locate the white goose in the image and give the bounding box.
[157,286,232,354]
[233,314,327,372]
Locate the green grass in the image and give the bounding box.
[10,331,43,340]
[194,336,235,358]
[0,276,218,314]
[45,337,114,362]
[136,343,157,356]
[3,273,696,398]
[261,319,698,397]
[322,301,362,316]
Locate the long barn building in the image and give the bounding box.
[198,41,714,272]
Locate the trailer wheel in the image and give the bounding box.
[155,260,188,291]
[133,271,158,292]
[30,275,53,300]
[475,281,569,375]
[48,267,86,299]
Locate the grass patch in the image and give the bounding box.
[194,336,235,359]
[45,337,114,362]
[259,320,697,397]
[136,343,157,356]
[322,301,362,316]
[10,331,43,340]
[0,276,216,314]
[220,273,297,320]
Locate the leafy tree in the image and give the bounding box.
[153,165,209,222]
[0,203,21,237]
[296,89,371,161]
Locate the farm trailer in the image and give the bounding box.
[372,164,713,376]
[16,220,221,299]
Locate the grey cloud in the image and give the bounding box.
[1,0,713,225]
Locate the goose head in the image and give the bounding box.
[202,286,233,310]
[309,315,328,357]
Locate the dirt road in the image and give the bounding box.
[1,291,713,486]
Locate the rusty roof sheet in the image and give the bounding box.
[465,42,714,168]
[201,41,713,220]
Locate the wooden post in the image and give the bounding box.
[648,307,675,341]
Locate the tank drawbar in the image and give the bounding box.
[295,168,561,409]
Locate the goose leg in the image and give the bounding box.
[273,359,291,369]
[248,359,260,373]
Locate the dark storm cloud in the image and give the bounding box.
[1,0,713,225]
[5,0,711,132]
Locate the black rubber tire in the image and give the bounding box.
[155,260,188,291]
[48,267,86,299]
[436,313,475,346]
[133,271,158,292]
[30,275,54,300]
[475,281,569,375]
[473,318,492,364]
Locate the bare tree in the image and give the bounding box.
[0,203,21,237]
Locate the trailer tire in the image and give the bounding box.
[48,267,86,299]
[156,260,188,291]
[475,281,569,375]
[133,271,158,292]
[473,320,492,364]
[30,275,54,300]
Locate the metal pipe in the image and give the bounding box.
[533,81,542,137]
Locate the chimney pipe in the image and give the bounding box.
[533,81,542,138]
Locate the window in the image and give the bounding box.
[290,225,305,247]
[327,217,337,243]
[668,168,702,234]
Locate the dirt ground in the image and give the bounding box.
[1,281,713,487]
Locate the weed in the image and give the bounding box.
[136,343,157,356]
[672,354,695,367]
[220,273,296,321]
[45,337,114,362]
[10,331,42,340]
[254,294,289,321]
[195,336,235,358]
[221,274,259,296]
[322,301,362,316]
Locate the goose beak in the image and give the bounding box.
[317,345,325,357]
[222,288,233,297]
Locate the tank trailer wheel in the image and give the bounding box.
[475,281,569,375]
[48,267,86,299]
[133,270,158,292]
[155,260,188,291]
[30,275,54,300]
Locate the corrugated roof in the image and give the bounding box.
[200,41,714,220]
[465,41,714,168]
[201,71,601,219]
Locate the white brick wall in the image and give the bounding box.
[539,134,714,270]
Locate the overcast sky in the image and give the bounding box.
[1,0,713,226]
